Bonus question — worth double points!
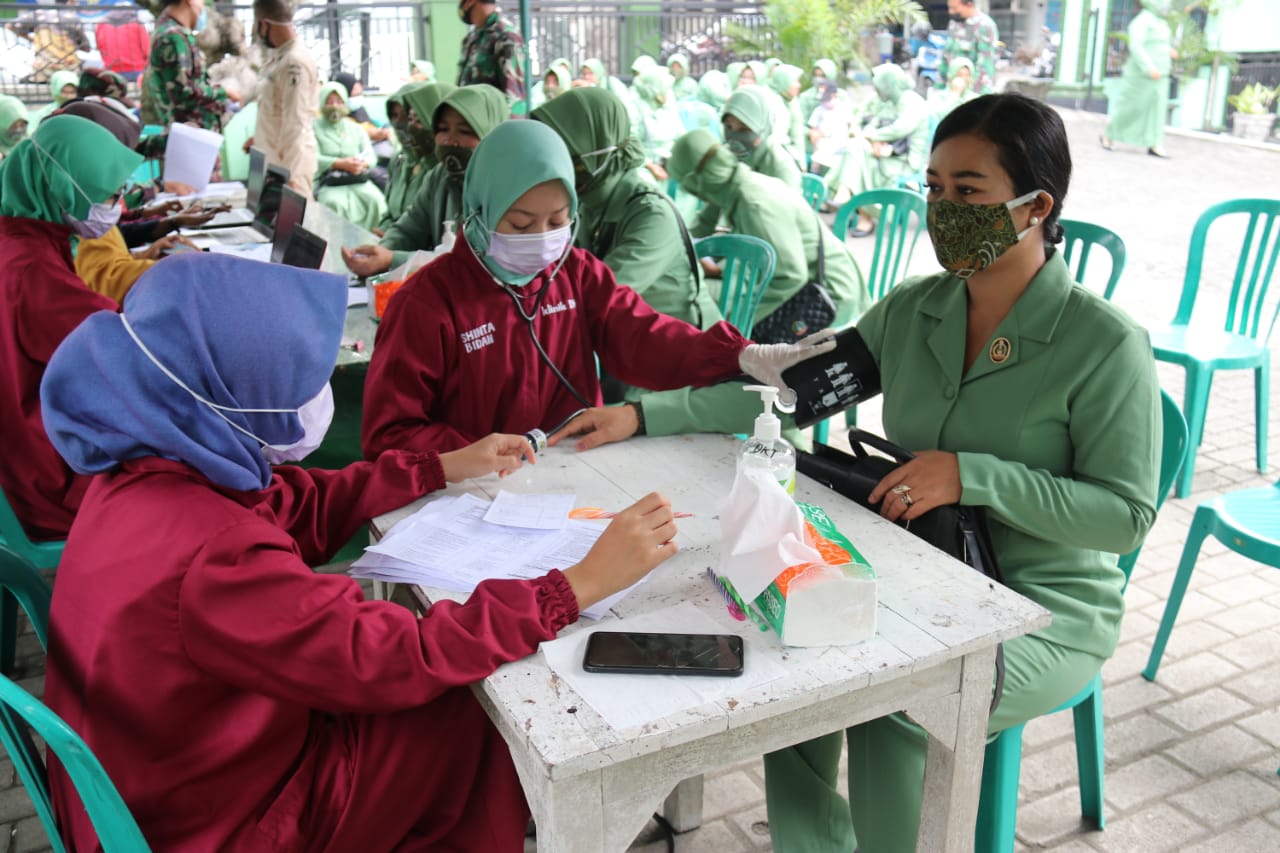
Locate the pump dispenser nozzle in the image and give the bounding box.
[745,384,783,442]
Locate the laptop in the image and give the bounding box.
[280,225,327,270]
[269,186,307,264]
[200,147,268,228]
[185,163,290,247]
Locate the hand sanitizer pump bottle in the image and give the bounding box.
[738,385,796,495]
[436,220,457,254]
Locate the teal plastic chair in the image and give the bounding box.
[0,545,150,852]
[0,489,64,676]
[813,189,926,444]
[694,235,777,338]
[219,102,258,183]
[800,173,826,212]
[1059,219,1127,300]
[1148,198,1280,498]
[975,390,1188,852]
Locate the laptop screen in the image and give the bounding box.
[244,148,268,211]
[252,164,291,235]
[280,226,327,270]
[270,187,307,264]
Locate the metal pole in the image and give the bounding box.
[360,11,371,86]
[327,0,343,78]
[520,0,532,115]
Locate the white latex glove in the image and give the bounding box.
[738,328,839,412]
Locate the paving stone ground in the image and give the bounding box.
[3,106,1278,852]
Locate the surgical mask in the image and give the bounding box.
[195,8,207,31]
[437,144,473,178]
[573,144,617,195]
[487,224,573,281]
[724,129,759,161]
[926,189,1043,279]
[348,95,365,111]
[323,105,349,123]
[261,383,334,464]
[119,313,335,462]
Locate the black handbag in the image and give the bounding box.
[750,215,837,344]
[796,429,1007,711]
[318,168,371,188]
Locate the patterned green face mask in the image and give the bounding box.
[926,189,1042,279]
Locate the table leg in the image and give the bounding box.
[914,647,997,853]
[661,775,705,832]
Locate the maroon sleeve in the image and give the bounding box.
[253,450,447,566]
[578,253,748,390]
[16,264,116,364]
[179,524,579,714]
[362,281,476,459]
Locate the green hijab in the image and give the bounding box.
[433,85,509,138]
[813,59,838,82]
[726,62,746,89]
[668,128,740,209]
[745,61,768,87]
[48,70,79,104]
[872,63,912,104]
[411,59,436,82]
[697,70,731,110]
[318,80,350,124]
[770,64,803,100]
[0,95,29,157]
[667,53,690,78]
[632,68,673,106]
[402,81,455,163]
[462,120,578,284]
[583,58,608,87]
[0,114,141,223]
[631,55,657,75]
[723,85,773,136]
[532,87,646,199]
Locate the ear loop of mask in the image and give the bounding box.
[120,313,299,449]
[577,144,617,179]
[1008,189,1045,239]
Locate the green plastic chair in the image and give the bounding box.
[0,545,150,852]
[975,390,1188,852]
[800,173,826,212]
[219,102,258,183]
[0,488,64,676]
[1149,198,1280,498]
[812,188,926,444]
[1059,218,1127,300]
[694,235,777,338]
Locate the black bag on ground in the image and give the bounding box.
[796,429,1006,711]
[317,168,371,188]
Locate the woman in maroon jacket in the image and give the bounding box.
[361,119,835,459]
[40,253,679,850]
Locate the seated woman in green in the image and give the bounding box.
[342,85,507,277]
[669,128,869,331]
[313,81,387,231]
[377,81,426,234]
[767,63,807,162]
[763,93,1160,853]
[631,67,684,182]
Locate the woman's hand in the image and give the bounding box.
[168,204,226,230]
[548,405,640,452]
[135,234,197,259]
[438,433,536,483]
[645,161,669,181]
[562,493,678,611]
[141,200,183,218]
[336,156,367,174]
[867,450,962,523]
[341,244,393,277]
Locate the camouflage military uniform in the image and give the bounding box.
[142,15,228,130]
[457,11,524,102]
[938,11,999,95]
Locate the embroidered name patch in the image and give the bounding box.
[461,322,496,353]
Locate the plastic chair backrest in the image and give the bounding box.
[1060,218,1127,300]
[0,489,63,571]
[833,188,927,301]
[218,102,258,183]
[1171,198,1280,340]
[1117,389,1188,581]
[694,234,777,337]
[800,173,826,212]
[0,547,149,852]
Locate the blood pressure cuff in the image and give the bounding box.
[782,326,881,429]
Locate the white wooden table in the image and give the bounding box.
[369,434,1050,852]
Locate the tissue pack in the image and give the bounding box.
[722,502,877,647]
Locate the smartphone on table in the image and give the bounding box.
[582,631,744,677]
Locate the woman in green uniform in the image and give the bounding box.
[1102,0,1175,158]
[28,69,78,133]
[0,96,29,162]
[342,85,506,277]
[762,93,1160,853]
[767,63,807,161]
[376,82,427,233]
[668,53,699,102]
[313,81,387,231]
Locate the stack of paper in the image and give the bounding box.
[351,493,641,619]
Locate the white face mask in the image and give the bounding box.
[486,223,573,280]
[120,314,334,464]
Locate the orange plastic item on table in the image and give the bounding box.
[370,279,405,320]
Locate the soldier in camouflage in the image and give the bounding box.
[142,0,239,131]
[456,0,524,103]
[938,0,1000,96]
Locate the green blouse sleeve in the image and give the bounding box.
[957,324,1160,555]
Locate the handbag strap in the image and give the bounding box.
[620,186,706,327]
[847,427,914,464]
[814,212,826,289]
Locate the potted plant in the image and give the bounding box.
[1226,82,1279,142]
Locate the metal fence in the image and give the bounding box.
[1228,53,1280,102]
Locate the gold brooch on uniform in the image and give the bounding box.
[989,337,1012,363]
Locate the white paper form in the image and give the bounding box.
[163,123,224,193]
[539,602,790,731]
[483,490,574,530]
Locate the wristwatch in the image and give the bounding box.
[627,401,646,436]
